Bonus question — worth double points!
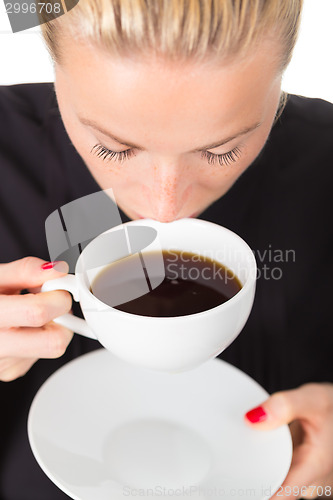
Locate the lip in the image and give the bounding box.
[132,211,200,220]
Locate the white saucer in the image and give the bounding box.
[28,350,292,500]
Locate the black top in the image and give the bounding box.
[0,83,332,499]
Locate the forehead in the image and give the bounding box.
[55,40,280,151]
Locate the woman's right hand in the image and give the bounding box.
[0,257,73,382]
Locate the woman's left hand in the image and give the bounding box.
[244,383,333,499]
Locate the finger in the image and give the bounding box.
[271,480,326,500]
[0,357,38,382]
[244,383,333,430]
[301,483,328,499]
[0,322,73,359]
[270,444,323,499]
[26,286,42,294]
[302,469,333,499]
[0,257,68,293]
[0,290,72,328]
[289,420,305,450]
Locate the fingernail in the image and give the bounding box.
[245,406,267,423]
[41,261,60,270]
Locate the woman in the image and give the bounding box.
[0,0,332,498]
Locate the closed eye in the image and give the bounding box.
[91,143,242,166]
[201,147,242,166]
[91,144,135,162]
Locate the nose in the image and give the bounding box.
[149,162,190,222]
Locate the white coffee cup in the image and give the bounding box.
[42,218,256,372]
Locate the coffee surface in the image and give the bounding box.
[90,250,242,317]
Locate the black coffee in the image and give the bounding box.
[90,250,242,317]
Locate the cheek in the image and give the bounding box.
[56,101,128,188]
[196,144,261,191]
[194,130,271,196]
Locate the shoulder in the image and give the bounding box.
[0,82,58,187]
[280,94,333,134]
[263,94,333,182]
[0,84,57,258]
[0,82,56,124]
[273,93,333,146]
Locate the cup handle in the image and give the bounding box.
[41,276,98,340]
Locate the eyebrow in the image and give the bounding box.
[79,116,262,152]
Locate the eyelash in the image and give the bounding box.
[200,147,242,166]
[91,144,135,162]
[91,144,242,166]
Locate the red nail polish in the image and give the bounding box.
[245,406,267,423]
[41,261,60,270]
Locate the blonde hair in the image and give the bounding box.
[41,0,302,71]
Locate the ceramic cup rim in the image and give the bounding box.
[75,218,257,322]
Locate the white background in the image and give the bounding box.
[0,0,332,103]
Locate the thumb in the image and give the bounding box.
[244,384,319,430]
